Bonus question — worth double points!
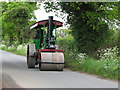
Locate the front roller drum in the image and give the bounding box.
[39,52,64,71]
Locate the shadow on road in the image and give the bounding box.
[2,73,21,88]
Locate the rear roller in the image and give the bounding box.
[39,52,64,71]
[27,44,36,68]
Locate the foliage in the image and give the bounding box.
[0,44,7,50]
[44,2,119,28]
[57,29,71,37]
[98,46,119,59]
[56,34,75,51]
[76,53,87,64]
[0,44,27,56]
[66,47,119,79]
[97,46,119,71]
[104,29,120,49]
[1,1,39,46]
[44,2,119,55]
[57,35,119,79]
[118,30,120,55]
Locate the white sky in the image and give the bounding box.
[34,3,68,29]
[35,4,63,22]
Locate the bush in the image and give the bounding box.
[76,53,87,64]
[14,44,27,56]
[0,44,7,50]
[7,45,16,52]
[57,35,75,51]
[77,46,119,79]
[56,35,78,68]
[98,46,119,59]
[0,44,27,56]
[97,46,119,79]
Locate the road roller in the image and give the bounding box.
[27,16,65,71]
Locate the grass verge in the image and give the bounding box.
[65,57,119,80]
[0,44,27,56]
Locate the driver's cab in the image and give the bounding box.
[30,16,63,50]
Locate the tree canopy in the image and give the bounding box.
[1,1,39,45]
[44,2,119,55]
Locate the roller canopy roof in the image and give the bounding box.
[30,20,63,29]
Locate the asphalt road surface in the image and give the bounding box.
[0,50,118,88]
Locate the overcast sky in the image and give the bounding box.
[34,3,68,29]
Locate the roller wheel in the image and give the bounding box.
[27,44,36,68]
[39,52,64,71]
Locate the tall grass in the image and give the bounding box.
[0,44,27,56]
[65,47,119,79]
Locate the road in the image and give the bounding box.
[0,50,118,88]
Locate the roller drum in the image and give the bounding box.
[39,52,64,71]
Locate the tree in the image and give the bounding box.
[44,2,119,55]
[1,1,39,45]
[57,29,71,37]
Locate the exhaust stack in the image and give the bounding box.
[49,16,53,38]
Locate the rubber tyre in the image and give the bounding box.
[27,44,36,68]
